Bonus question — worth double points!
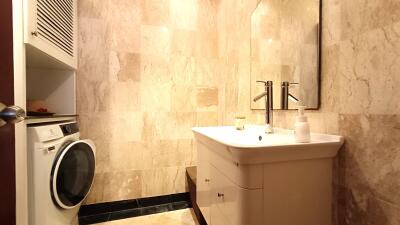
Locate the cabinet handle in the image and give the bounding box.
[205,178,210,182]
[31,31,38,37]
[217,193,224,198]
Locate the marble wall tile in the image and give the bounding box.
[140,25,171,58]
[108,0,141,53]
[150,139,194,167]
[170,85,196,112]
[102,170,143,202]
[170,56,196,85]
[170,0,198,31]
[78,0,108,19]
[196,87,218,109]
[109,52,141,82]
[78,18,110,82]
[195,57,219,86]
[322,0,341,45]
[339,22,400,115]
[109,81,141,112]
[171,30,196,56]
[141,0,170,26]
[85,173,106,204]
[321,44,340,113]
[108,142,150,171]
[76,78,111,113]
[141,167,188,197]
[196,112,219,126]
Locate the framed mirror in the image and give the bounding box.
[250,0,321,110]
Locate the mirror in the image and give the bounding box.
[250,0,320,110]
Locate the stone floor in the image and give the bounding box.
[96,209,199,225]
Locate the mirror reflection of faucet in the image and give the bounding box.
[253,81,274,133]
[281,81,299,110]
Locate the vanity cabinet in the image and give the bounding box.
[197,142,263,225]
[24,0,78,69]
[193,126,343,225]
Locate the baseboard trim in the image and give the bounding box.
[79,192,191,225]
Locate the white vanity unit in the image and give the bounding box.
[192,126,344,225]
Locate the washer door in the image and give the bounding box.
[51,140,96,209]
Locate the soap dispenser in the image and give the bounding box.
[295,106,310,143]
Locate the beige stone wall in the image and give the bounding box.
[79,0,400,223]
[218,0,400,224]
[77,0,221,203]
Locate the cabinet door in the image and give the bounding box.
[197,160,211,225]
[210,203,231,225]
[211,165,263,225]
[24,0,77,69]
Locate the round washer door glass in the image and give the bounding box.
[51,141,95,208]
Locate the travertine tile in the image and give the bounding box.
[141,0,170,26]
[339,22,400,114]
[170,56,196,85]
[322,0,341,45]
[78,0,108,19]
[141,25,171,58]
[196,112,219,127]
[150,112,197,140]
[170,85,196,112]
[170,0,198,31]
[321,44,340,113]
[195,57,219,86]
[150,139,194,167]
[76,77,111,113]
[102,170,143,202]
[108,0,141,53]
[339,114,400,205]
[78,18,110,82]
[109,81,141,112]
[171,30,196,56]
[108,142,150,171]
[141,167,187,197]
[196,87,218,109]
[85,173,106,204]
[109,52,141,82]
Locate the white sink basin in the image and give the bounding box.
[192,125,344,164]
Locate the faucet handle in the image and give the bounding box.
[281,81,299,87]
[256,80,268,85]
[257,80,273,86]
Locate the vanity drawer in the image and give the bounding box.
[198,141,263,189]
[211,165,263,225]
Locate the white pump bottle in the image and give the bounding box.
[294,106,310,143]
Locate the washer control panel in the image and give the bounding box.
[60,123,79,136]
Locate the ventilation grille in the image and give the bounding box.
[36,0,74,56]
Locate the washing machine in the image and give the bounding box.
[28,121,96,225]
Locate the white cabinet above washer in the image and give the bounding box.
[24,0,78,69]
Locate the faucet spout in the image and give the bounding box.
[254,81,273,133]
[253,91,268,102]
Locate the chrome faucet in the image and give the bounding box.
[253,81,273,133]
[281,81,299,110]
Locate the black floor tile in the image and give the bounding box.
[79,213,110,225]
[79,192,192,224]
[108,208,143,221]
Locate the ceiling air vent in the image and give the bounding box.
[36,0,74,56]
